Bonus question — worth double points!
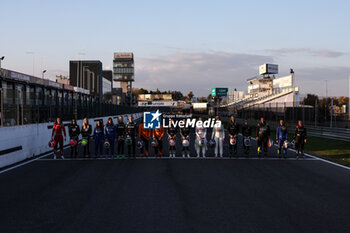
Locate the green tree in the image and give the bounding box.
[187,91,194,100]
[138,88,148,94]
[337,96,348,106]
[303,94,319,106]
[199,97,207,103]
[171,91,184,101]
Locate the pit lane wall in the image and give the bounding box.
[0,113,142,169]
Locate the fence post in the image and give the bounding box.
[17,90,19,125]
[21,90,24,125]
[0,89,3,127]
[302,99,305,123]
[315,99,317,127]
[330,98,333,128]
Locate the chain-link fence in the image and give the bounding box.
[0,89,146,127]
[235,102,315,124]
[204,100,350,128]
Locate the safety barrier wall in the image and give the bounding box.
[307,126,350,141]
[0,112,142,169]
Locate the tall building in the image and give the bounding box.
[102,70,113,103]
[113,53,134,105]
[69,60,103,101]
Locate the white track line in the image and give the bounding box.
[288,148,350,170]
[38,157,315,161]
[0,152,53,174]
[249,136,350,170]
[252,136,350,171]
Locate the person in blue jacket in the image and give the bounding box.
[93,120,104,158]
[276,119,288,158]
[105,117,117,158]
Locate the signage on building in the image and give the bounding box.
[211,88,228,97]
[192,103,208,109]
[10,71,31,82]
[74,87,90,95]
[48,80,62,89]
[259,64,278,75]
[63,84,74,91]
[138,94,173,101]
[34,78,49,86]
[138,101,177,107]
[114,53,133,59]
[272,75,293,89]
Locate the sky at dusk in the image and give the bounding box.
[1,0,350,97]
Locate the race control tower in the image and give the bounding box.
[113,53,134,105]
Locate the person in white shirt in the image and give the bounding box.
[195,117,207,157]
[211,116,225,157]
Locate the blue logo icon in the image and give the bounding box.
[143,110,161,129]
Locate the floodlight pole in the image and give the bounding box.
[349,75,350,120]
[0,56,5,69]
[290,68,295,106]
[330,98,333,128]
[42,70,47,79]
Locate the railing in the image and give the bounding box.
[0,88,146,127]
[307,126,350,141]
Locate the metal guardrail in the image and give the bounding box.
[307,126,350,141]
[233,117,350,142]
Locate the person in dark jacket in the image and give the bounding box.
[105,117,117,158]
[125,115,137,157]
[116,116,125,158]
[81,118,92,158]
[93,120,104,158]
[167,119,178,158]
[276,119,289,158]
[139,120,151,157]
[227,115,239,156]
[294,120,307,159]
[180,118,191,158]
[256,117,270,157]
[153,125,165,157]
[68,118,80,158]
[241,120,252,154]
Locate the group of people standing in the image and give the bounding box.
[51,114,307,159]
[51,115,138,159]
[254,117,307,158]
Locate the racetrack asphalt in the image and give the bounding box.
[1,129,350,233]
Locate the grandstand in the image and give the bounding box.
[225,65,299,110]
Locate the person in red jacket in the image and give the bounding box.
[52,117,66,159]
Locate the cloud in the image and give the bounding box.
[135,52,274,96]
[295,66,350,96]
[133,51,350,97]
[264,48,345,58]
